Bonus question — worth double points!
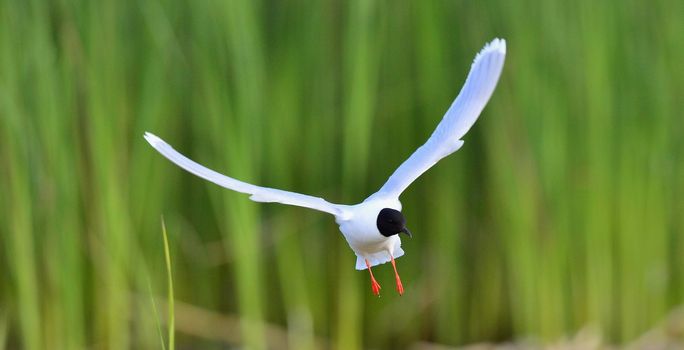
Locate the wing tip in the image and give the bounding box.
[474,38,507,64]
[484,37,506,54]
[144,131,163,147]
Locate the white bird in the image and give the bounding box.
[145,38,506,296]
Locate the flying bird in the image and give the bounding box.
[145,38,506,296]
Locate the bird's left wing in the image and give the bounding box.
[144,132,349,218]
[369,38,506,201]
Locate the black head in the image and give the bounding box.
[376,208,412,238]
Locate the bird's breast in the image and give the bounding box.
[338,221,395,256]
[336,198,402,255]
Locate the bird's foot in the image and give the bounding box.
[371,278,382,296]
[365,259,381,296]
[395,275,404,296]
[390,255,404,296]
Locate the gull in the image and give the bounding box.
[145,38,506,296]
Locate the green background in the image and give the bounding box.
[1,0,682,349]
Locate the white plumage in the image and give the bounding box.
[145,38,506,295]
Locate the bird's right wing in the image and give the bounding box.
[369,38,506,201]
[144,132,349,218]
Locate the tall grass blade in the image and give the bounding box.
[161,218,175,350]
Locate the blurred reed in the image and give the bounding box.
[0,0,682,349]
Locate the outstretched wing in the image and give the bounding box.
[369,38,506,200]
[144,132,348,218]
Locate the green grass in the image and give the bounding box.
[1,0,683,348]
[146,218,175,350]
[162,219,175,350]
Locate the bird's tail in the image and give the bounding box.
[355,246,405,270]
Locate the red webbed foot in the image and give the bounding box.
[365,259,382,296]
[391,255,404,296]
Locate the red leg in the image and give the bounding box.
[365,259,381,296]
[390,255,404,296]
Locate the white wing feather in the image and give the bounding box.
[370,38,506,200]
[144,132,347,218]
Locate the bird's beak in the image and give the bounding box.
[401,227,412,238]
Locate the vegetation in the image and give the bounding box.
[1,0,682,348]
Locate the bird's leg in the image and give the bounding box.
[390,255,404,296]
[365,259,381,296]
